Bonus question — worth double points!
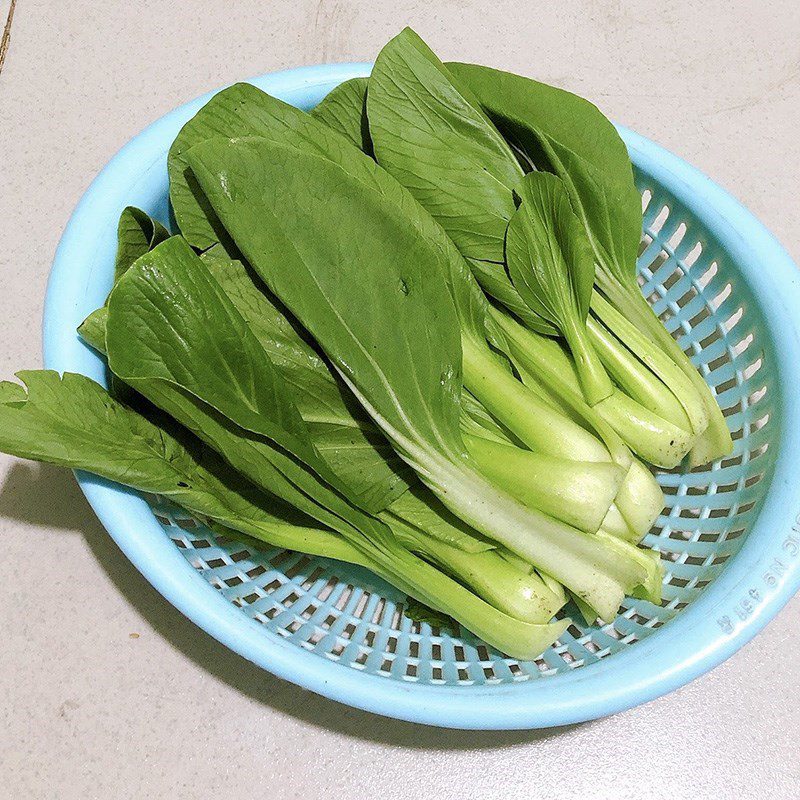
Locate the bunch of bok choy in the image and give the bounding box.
[0,28,733,659]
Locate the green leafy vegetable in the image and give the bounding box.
[446,60,642,296]
[199,244,414,513]
[114,206,170,282]
[170,81,492,345]
[0,371,348,554]
[368,27,520,264]
[88,230,495,559]
[186,135,653,621]
[104,238,406,554]
[80,206,172,402]
[0,376,566,657]
[366,28,543,339]
[447,59,732,464]
[506,172,612,404]
[6,37,737,659]
[167,77,615,500]
[311,77,372,155]
[199,246,518,556]
[107,237,339,490]
[106,230,566,637]
[204,246,628,536]
[367,28,729,467]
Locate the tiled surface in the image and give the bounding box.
[1,2,799,798]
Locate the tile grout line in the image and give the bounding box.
[0,0,18,76]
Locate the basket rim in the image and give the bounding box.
[42,62,800,730]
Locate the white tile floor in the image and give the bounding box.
[1,2,799,797]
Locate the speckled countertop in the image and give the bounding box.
[1,2,799,797]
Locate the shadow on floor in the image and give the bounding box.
[0,461,582,749]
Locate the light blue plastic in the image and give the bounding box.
[43,64,800,729]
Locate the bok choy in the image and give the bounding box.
[366,28,729,467]
[1,29,739,660]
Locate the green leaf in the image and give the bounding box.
[199,245,414,514]
[79,304,137,408]
[507,173,593,329]
[105,236,399,538]
[186,139,466,470]
[447,61,642,287]
[190,249,505,557]
[0,371,317,537]
[506,172,612,404]
[170,81,490,345]
[107,238,322,471]
[81,207,171,402]
[365,29,549,337]
[310,77,372,155]
[85,247,500,558]
[105,240,489,627]
[115,206,170,282]
[169,82,380,251]
[367,28,522,263]
[77,306,108,353]
[403,596,456,631]
[465,255,553,334]
[0,380,27,405]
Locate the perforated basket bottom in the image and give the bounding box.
[144,176,777,688]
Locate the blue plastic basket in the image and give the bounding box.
[43,64,800,729]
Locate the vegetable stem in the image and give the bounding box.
[488,309,664,535]
[561,309,614,405]
[494,312,694,467]
[414,454,647,622]
[591,291,709,436]
[587,315,692,432]
[391,517,565,623]
[597,276,732,464]
[464,432,623,534]
[461,334,611,462]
